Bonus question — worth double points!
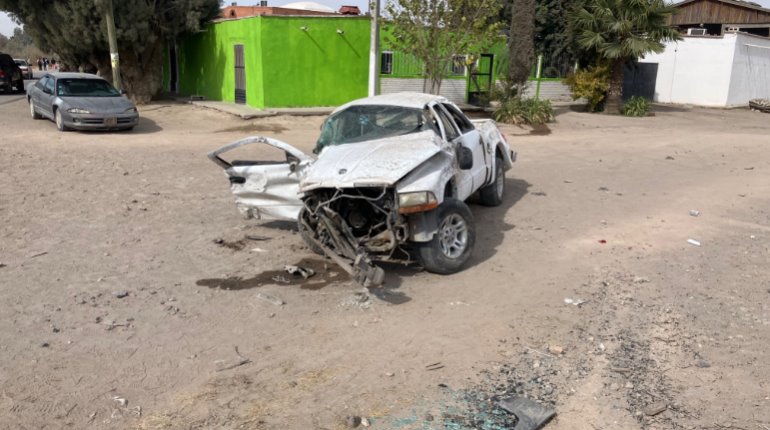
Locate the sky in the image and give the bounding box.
[4,0,770,37]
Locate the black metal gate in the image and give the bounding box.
[467,54,494,106]
[622,62,658,101]
[234,44,246,105]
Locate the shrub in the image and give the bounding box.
[622,96,650,117]
[564,64,610,112]
[493,96,555,125]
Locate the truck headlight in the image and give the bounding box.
[398,191,438,214]
[67,108,90,114]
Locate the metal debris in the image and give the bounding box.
[285,265,315,279]
[498,396,557,430]
[643,402,667,416]
[425,362,445,371]
[255,292,285,306]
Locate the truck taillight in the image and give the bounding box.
[0,70,5,78]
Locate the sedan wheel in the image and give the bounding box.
[29,100,42,119]
[55,109,68,132]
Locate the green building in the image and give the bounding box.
[169,13,571,108]
[170,14,370,109]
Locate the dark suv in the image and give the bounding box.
[0,53,25,93]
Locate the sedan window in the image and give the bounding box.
[36,76,49,90]
[57,79,120,97]
[44,77,55,94]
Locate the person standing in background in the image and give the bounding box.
[37,58,43,71]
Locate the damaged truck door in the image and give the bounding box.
[207,136,313,221]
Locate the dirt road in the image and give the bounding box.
[1,91,769,430]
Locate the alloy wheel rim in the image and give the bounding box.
[438,213,468,259]
[56,111,62,129]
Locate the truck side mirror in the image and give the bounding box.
[457,146,473,170]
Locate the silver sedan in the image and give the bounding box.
[27,72,139,132]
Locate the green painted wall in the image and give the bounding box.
[261,17,369,107]
[178,18,263,107]
[175,16,368,109]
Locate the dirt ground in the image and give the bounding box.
[1,88,769,430]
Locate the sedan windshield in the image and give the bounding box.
[57,79,120,97]
[315,105,435,152]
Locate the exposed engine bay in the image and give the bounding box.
[299,187,410,287]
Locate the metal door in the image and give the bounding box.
[234,44,246,104]
[467,54,494,106]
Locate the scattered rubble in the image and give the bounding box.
[285,265,315,279]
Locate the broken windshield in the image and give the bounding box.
[315,105,436,152]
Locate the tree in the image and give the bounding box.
[507,0,535,92]
[534,0,585,76]
[571,0,680,113]
[0,0,221,103]
[385,0,503,95]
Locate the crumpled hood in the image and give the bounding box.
[300,131,442,191]
[59,96,136,114]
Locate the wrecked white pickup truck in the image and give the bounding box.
[209,92,516,287]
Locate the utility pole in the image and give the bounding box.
[367,0,380,97]
[102,0,122,90]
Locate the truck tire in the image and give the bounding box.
[417,198,475,274]
[479,155,505,207]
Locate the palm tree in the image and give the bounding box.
[572,0,681,113]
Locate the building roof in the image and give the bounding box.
[221,5,338,18]
[676,0,770,13]
[672,0,770,24]
[282,1,335,13]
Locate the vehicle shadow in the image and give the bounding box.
[130,116,162,134]
[368,176,531,297]
[468,177,531,266]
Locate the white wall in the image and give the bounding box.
[381,78,572,104]
[727,34,770,106]
[640,33,770,107]
[380,78,467,104]
[640,35,737,107]
[521,81,573,102]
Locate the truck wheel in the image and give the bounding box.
[298,207,324,255]
[15,79,25,93]
[479,155,505,206]
[417,198,475,274]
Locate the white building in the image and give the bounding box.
[639,32,770,107]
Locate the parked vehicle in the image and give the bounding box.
[0,53,24,93]
[209,92,516,286]
[27,73,139,131]
[14,59,33,80]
